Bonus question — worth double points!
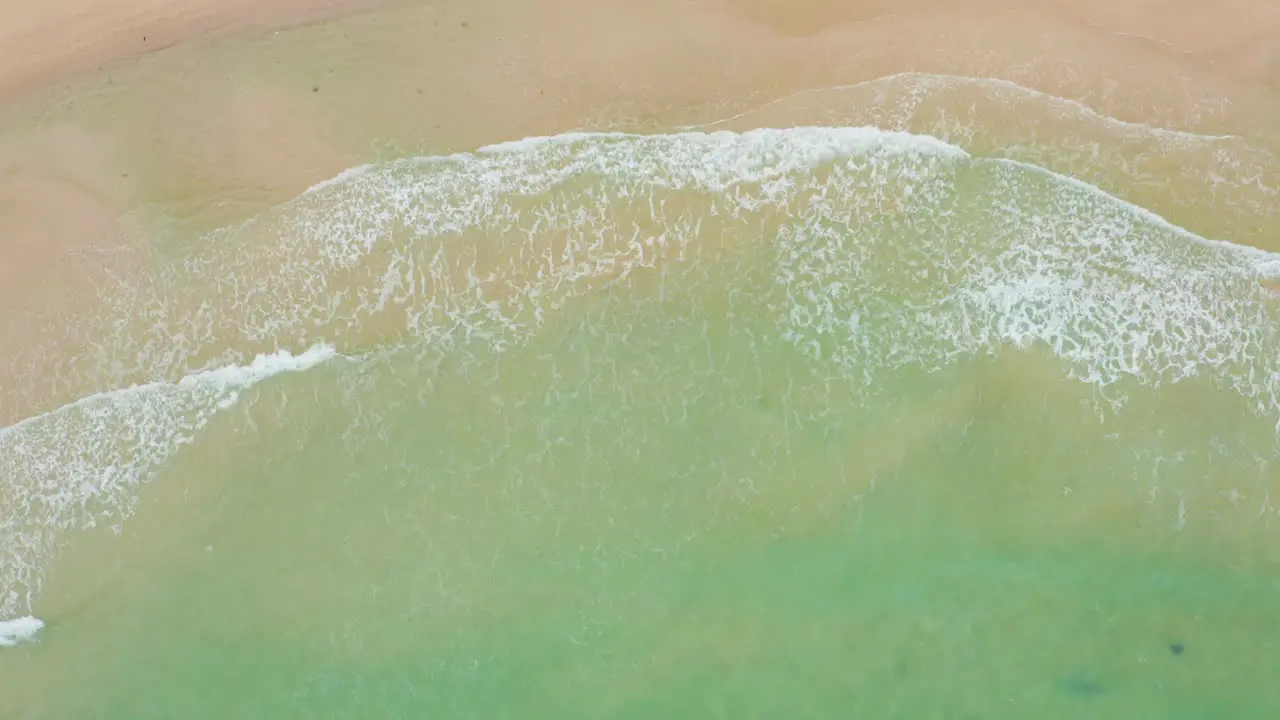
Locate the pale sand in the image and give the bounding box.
[0,0,384,100]
[0,0,383,390]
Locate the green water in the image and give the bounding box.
[19,258,1280,718]
[5,91,1280,717]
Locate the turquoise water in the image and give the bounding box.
[4,75,1280,717]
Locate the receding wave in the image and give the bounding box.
[91,127,1280,401]
[692,72,1240,144]
[7,73,1277,418]
[0,346,334,621]
[3,109,1280,622]
[688,72,1279,248]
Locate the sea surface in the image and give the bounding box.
[3,71,1280,718]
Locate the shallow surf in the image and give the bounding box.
[3,69,1280,717]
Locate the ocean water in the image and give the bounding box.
[3,73,1280,718]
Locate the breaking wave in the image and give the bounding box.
[3,72,1280,625]
[0,346,335,621]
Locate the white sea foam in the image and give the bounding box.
[17,124,1280,417]
[690,71,1239,144]
[180,344,337,392]
[0,616,43,647]
[992,157,1280,275]
[0,346,336,619]
[679,72,1278,244]
[172,126,1280,430]
[10,72,1276,419]
[5,110,1280,621]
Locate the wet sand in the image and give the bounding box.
[0,0,384,100]
[0,0,1276,234]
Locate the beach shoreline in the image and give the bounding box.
[0,0,1278,427]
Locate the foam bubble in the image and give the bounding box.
[0,616,44,647]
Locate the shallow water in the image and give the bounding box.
[3,39,1280,719]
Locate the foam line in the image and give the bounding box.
[0,345,338,621]
[302,125,968,198]
[178,344,337,389]
[992,157,1280,276]
[685,71,1239,142]
[302,125,1278,274]
[0,345,338,439]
